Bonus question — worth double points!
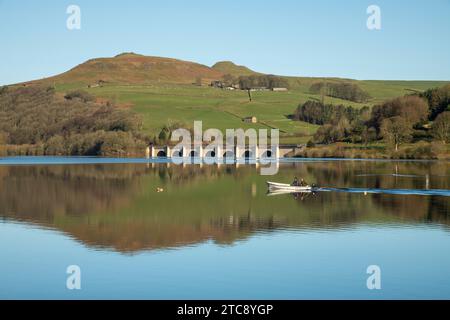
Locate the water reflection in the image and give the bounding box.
[0,160,449,253]
[268,187,450,197]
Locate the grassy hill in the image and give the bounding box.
[34,52,224,87]
[15,53,450,144]
[211,61,259,77]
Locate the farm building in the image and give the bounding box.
[210,80,224,88]
[272,87,288,92]
[250,87,270,92]
[243,116,258,124]
[211,81,239,90]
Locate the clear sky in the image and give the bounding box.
[0,0,449,85]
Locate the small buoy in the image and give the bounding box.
[364,192,368,196]
[156,187,164,193]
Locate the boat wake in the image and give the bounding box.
[267,186,450,197]
[319,187,450,197]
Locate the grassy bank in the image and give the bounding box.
[52,79,448,142]
[296,142,450,160]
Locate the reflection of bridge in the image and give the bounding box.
[146,145,305,159]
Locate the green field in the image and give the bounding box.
[36,54,448,145]
[54,84,319,142]
[53,79,449,144]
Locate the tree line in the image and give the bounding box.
[293,100,369,125]
[310,82,371,103]
[0,85,147,156]
[420,85,450,120]
[295,85,450,151]
[235,75,289,90]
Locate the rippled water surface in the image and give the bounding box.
[0,157,449,299]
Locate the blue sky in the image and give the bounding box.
[0,0,449,85]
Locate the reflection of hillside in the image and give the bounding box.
[0,165,147,222]
[371,194,450,224]
[0,162,449,253]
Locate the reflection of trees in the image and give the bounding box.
[0,161,449,253]
[304,161,450,189]
[0,165,147,221]
[300,161,450,225]
[370,194,450,224]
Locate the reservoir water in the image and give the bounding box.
[0,157,449,299]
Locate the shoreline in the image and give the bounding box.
[1,155,448,166]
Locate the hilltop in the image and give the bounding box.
[211,61,259,77]
[32,52,225,86]
[26,54,262,87]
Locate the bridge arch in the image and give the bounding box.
[223,151,234,159]
[244,150,253,159]
[190,150,200,158]
[157,151,167,158]
[262,150,273,158]
[171,149,184,158]
[205,150,216,158]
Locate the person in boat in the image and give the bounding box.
[292,177,309,187]
[300,178,309,187]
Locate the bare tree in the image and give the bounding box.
[432,112,450,144]
[381,116,412,151]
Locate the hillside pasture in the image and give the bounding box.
[52,78,450,144]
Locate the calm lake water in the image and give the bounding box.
[0,157,449,299]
